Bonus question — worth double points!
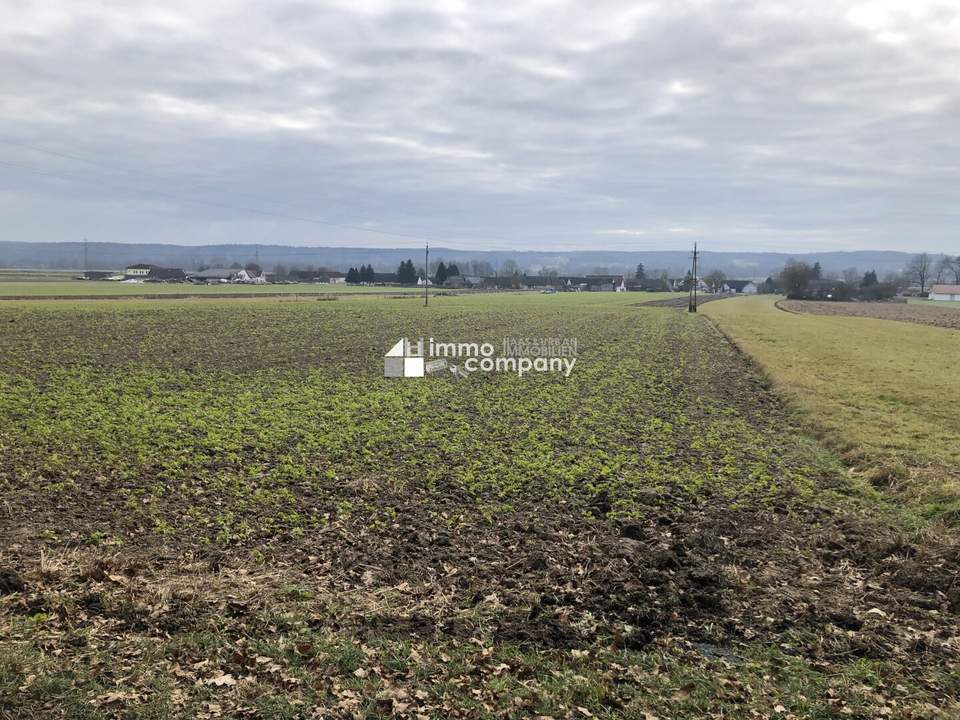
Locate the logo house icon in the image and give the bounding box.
[384,338,424,378]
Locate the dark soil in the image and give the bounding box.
[780,299,960,329]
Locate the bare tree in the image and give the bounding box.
[780,260,815,299]
[499,259,520,276]
[935,255,952,283]
[907,253,933,293]
[704,269,727,293]
[941,255,960,284]
[842,267,859,286]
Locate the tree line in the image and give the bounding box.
[765,252,956,300]
[343,259,463,285]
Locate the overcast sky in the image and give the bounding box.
[1,0,958,253]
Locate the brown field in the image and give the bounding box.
[2,294,959,718]
[780,299,960,329]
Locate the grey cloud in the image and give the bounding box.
[1,0,959,252]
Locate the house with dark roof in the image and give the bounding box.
[124,264,185,281]
[187,268,236,283]
[124,263,154,278]
[372,272,400,284]
[319,271,346,284]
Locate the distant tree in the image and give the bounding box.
[883,270,908,289]
[245,263,262,275]
[447,263,460,277]
[434,261,448,285]
[841,267,859,287]
[680,271,694,292]
[272,264,287,279]
[780,260,815,299]
[468,260,495,276]
[397,259,417,284]
[859,283,897,301]
[704,269,726,293]
[362,264,375,283]
[537,267,559,277]
[861,269,878,287]
[760,276,778,294]
[634,263,646,281]
[949,255,960,284]
[499,259,519,276]
[907,253,933,294]
[196,264,209,272]
[345,267,359,284]
[811,262,822,280]
[934,254,957,284]
[230,262,243,269]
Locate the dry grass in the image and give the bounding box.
[704,295,960,522]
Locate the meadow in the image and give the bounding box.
[704,295,960,522]
[0,280,422,297]
[1,292,958,719]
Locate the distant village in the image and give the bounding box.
[81,261,763,295]
[77,253,960,301]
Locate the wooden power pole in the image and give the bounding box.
[424,242,429,307]
[688,242,699,313]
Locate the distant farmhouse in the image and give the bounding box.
[930,284,960,302]
[124,264,186,281]
[187,268,266,284]
[322,271,346,284]
[503,274,627,292]
[124,263,153,278]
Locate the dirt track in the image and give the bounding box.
[637,293,734,308]
[780,299,960,329]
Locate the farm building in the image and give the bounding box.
[625,278,671,292]
[124,264,186,281]
[929,284,960,301]
[186,268,250,283]
[722,280,758,294]
[584,275,627,292]
[124,263,154,278]
[371,272,400,284]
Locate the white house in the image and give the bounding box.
[930,284,960,302]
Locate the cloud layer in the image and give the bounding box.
[1,0,959,252]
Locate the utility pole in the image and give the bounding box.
[688,242,699,313]
[83,237,88,273]
[424,242,429,307]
